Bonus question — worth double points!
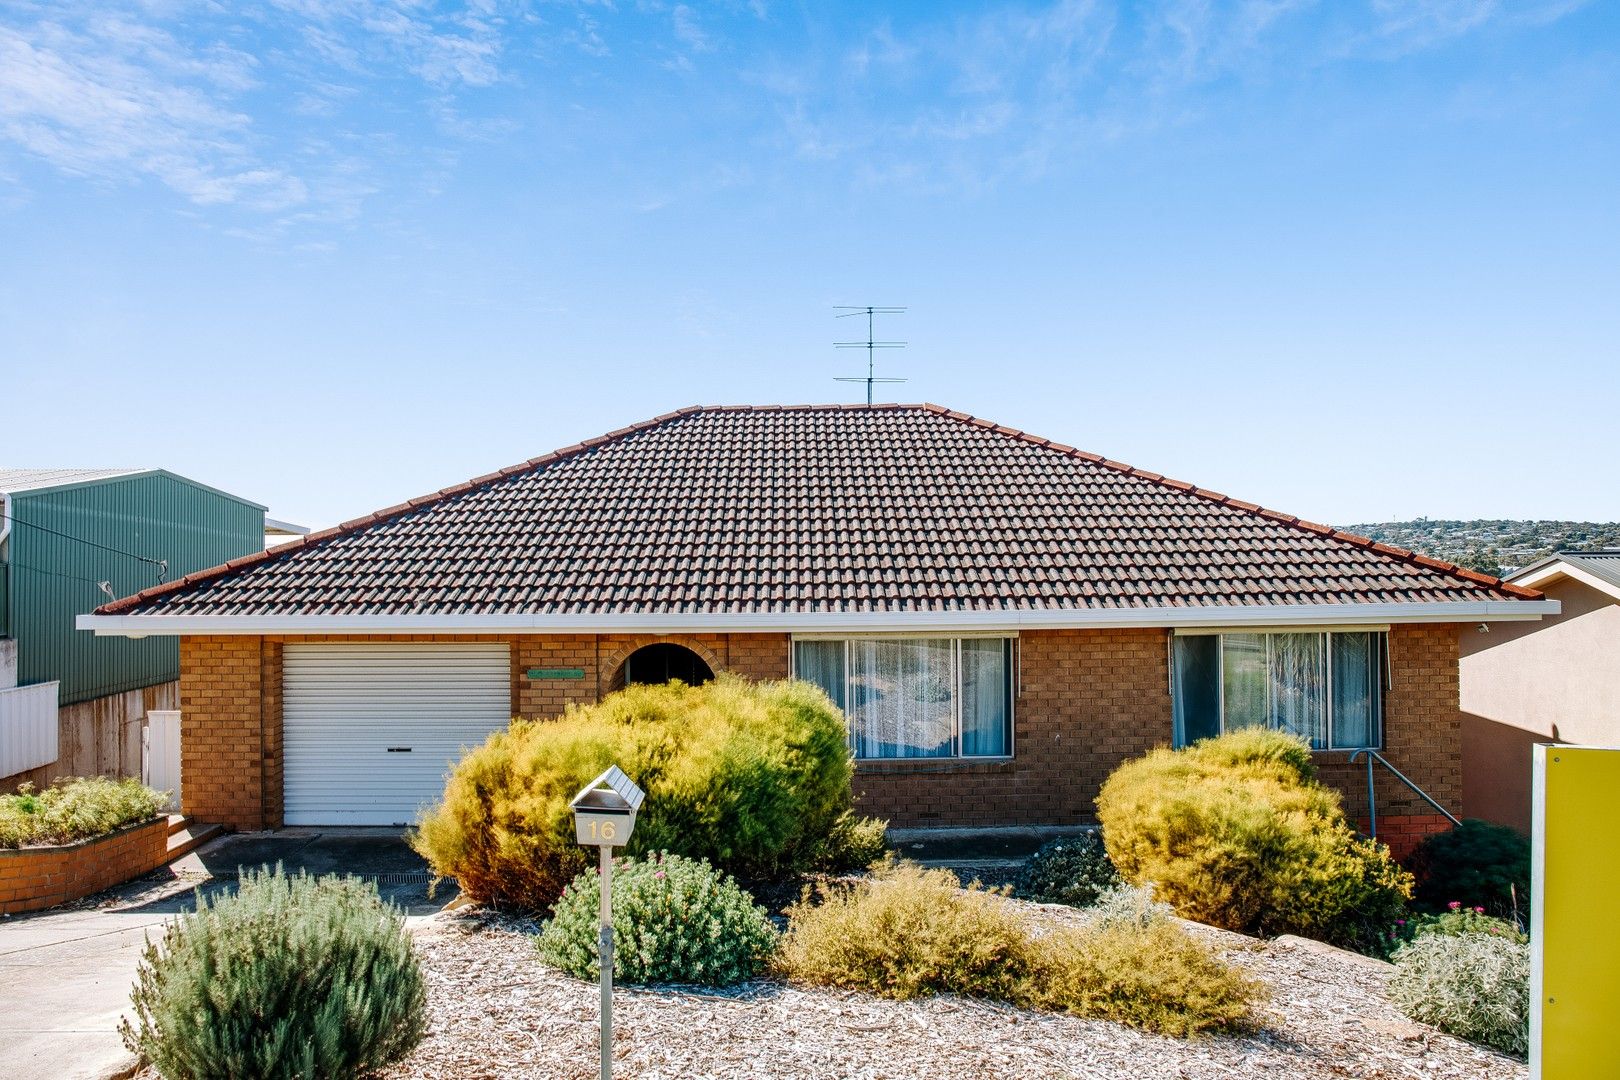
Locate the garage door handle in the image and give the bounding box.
[386,747,413,753]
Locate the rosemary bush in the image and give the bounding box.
[122,868,425,1079]
[536,853,776,986]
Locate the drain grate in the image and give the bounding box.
[179,869,433,884]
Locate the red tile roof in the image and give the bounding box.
[95,404,1540,618]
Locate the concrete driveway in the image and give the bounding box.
[0,829,452,1080]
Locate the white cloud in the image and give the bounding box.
[0,22,305,209]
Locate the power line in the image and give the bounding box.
[1,512,168,582]
[9,561,121,601]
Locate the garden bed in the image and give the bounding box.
[382,897,1523,1080]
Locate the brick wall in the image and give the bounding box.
[179,636,266,831]
[178,632,793,830]
[856,624,1466,833]
[0,816,169,914]
[1317,624,1463,829]
[176,626,1460,837]
[854,629,1171,827]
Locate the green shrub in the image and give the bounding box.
[0,777,167,849]
[1096,729,1413,955]
[1408,903,1527,945]
[1408,819,1530,919]
[813,811,890,873]
[775,860,1258,1036]
[412,675,853,909]
[536,853,776,986]
[1012,833,1121,907]
[121,867,425,1079]
[1388,931,1529,1057]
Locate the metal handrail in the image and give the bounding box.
[1348,748,1461,840]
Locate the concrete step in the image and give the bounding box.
[166,822,225,861]
[165,813,192,837]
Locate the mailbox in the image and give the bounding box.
[569,765,645,847]
[569,764,646,1080]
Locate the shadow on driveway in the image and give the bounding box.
[0,829,455,1080]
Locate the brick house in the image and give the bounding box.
[78,405,1555,852]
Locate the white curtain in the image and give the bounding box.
[848,639,954,758]
[1270,633,1326,749]
[793,640,847,712]
[959,639,1010,756]
[1331,632,1380,748]
[1221,633,1269,730]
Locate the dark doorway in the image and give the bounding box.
[624,643,715,687]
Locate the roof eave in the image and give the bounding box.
[76,599,1561,638]
[1509,557,1620,601]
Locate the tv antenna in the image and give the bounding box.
[834,305,906,405]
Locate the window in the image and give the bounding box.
[793,637,1014,759]
[1172,631,1384,750]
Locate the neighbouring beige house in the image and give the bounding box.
[1460,549,1620,833]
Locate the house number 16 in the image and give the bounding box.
[589,819,617,842]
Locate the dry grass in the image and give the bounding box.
[774,861,1259,1037]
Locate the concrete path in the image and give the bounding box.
[0,830,451,1080]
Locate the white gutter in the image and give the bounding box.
[76,599,1560,637]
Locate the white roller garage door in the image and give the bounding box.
[283,642,511,826]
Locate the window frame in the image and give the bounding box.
[1171,629,1386,751]
[791,634,1017,762]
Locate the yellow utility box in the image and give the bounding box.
[1532,744,1620,1078]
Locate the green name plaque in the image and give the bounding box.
[527,668,586,681]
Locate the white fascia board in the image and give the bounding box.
[76,599,1560,637]
[1509,561,1620,603]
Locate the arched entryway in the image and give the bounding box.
[622,642,715,687]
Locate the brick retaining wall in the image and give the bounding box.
[0,816,170,914]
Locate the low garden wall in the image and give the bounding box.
[0,815,169,914]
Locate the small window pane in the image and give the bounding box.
[1222,633,1268,730]
[849,639,954,759]
[1331,633,1381,748]
[1270,633,1327,749]
[793,640,846,712]
[960,639,1012,756]
[1172,636,1220,746]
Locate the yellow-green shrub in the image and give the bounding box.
[775,861,1030,1001]
[1023,919,1260,1037]
[1096,729,1412,954]
[774,861,1259,1036]
[412,675,852,909]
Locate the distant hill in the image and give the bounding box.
[1337,520,1620,579]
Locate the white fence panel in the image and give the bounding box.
[0,681,60,778]
[143,710,181,811]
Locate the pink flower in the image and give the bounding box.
[1474,906,1486,914]
[1449,901,1463,911]
[654,871,666,879]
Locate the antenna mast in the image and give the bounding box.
[834,305,906,405]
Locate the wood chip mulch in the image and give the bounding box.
[381,899,1523,1080]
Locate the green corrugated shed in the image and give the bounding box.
[0,469,265,704]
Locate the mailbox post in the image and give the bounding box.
[569,766,645,1080]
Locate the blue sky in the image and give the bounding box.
[2,1,1615,530]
